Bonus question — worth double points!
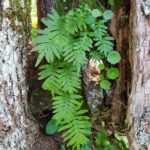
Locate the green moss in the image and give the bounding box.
[1,0,31,36]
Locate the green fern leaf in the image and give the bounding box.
[42,10,61,30]
[38,63,81,94]
[52,93,82,123]
[95,36,114,56]
[36,28,51,35]
[65,10,79,34]
[35,53,44,67]
[38,64,61,96]
[63,41,88,71]
[60,109,91,150]
[65,8,88,34]
[58,63,81,93]
[93,20,108,39]
[33,10,67,63]
[74,33,93,52]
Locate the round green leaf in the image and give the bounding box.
[46,119,59,135]
[100,80,111,90]
[98,64,105,70]
[86,15,96,25]
[91,9,102,18]
[103,10,113,20]
[107,51,121,64]
[107,68,120,80]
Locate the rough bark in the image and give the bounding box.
[0,0,38,149]
[127,0,150,149]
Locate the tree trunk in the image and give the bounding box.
[0,0,38,149]
[110,1,131,125]
[127,0,150,149]
[36,0,54,29]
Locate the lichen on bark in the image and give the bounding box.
[0,0,38,149]
[127,0,150,149]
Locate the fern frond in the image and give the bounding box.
[58,63,81,93]
[38,64,61,96]
[32,10,68,64]
[74,33,93,52]
[42,10,61,30]
[59,109,91,150]
[93,20,108,40]
[63,37,89,71]
[38,63,81,95]
[64,49,87,71]
[52,93,82,123]
[95,36,114,57]
[65,8,88,34]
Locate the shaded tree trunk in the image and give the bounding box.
[36,0,54,29]
[0,0,38,149]
[110,1,131,125]
[127,0,150,149]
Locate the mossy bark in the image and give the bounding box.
[0,0,38,149]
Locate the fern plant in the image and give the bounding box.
[33,4,121,149]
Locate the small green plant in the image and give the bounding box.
[46,119,61,135]
[33,4,121,149]
[96,130,128,150]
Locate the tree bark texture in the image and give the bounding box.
[127,0,150,149]
[0,0,38,149]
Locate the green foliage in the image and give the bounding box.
[33,4,121,149]
[100,80,111,90]
[91,9,102,17]
[103,10,113,20]
[98,64,120,90]
[46,119,61,135]
[107,51,121,64]
[38,63,81,96]
[60,109,91,150]
[98,64,105,70]
[52,94,82,123]
[107,68,120,80]
[96,130,128,150]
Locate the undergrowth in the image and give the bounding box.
[33,4,121,150]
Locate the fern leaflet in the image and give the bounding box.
[60,109,91,150]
